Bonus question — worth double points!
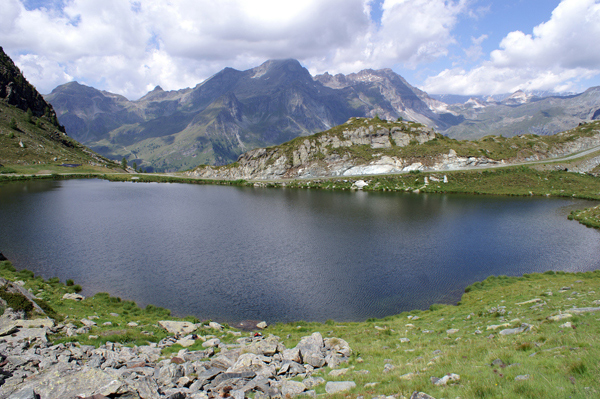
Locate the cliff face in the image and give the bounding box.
[0,47,63,131]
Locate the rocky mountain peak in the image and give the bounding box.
[250,59,311,81]
[0,47,63,130]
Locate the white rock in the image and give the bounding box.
[62,293,85,301]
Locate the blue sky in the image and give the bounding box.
[1,0,599,99]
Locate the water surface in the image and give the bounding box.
[0,179,599,323]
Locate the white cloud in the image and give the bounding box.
[1,0,468,99]
[423,0,600,94]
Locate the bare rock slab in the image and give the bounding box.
[325,381,356,394]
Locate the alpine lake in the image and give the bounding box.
[1,178,599,324]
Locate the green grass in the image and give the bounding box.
[568,204,600,229]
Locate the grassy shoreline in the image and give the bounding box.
[2,259,600,398]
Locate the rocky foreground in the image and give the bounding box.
[3,261,600,399]
[0,310,355,399]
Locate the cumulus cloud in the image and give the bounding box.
[423,0,600,94]
[1,0,468,99]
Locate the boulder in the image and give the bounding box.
[158,321,198,336]
[280,380,306,397]
[0,365,124,399]
[62,293,85,301]
[325,381,356,394]
[296,332,325,367]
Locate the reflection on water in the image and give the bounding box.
[0,179,599,323]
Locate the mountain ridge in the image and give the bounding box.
[45,59,600,172]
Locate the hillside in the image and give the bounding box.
[0,47,117,173]
[186,118,600,180]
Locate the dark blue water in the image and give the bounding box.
[1,179,599,323]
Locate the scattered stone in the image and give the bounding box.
[569,307,600,314]
[281,380,306,397]
[515,374,531,381]
[256,321,268,329]
[446,328,459,334]
[62,293,84,301]
[410,392,436,399]
[325,381,356,394]
[127,322,138,327]
[109,313,119,317]
[364,382,380,388]
[383,363,395,373]
[399,338,410,343]
[329,368,349,377]
[302,377,325,389]
[491,359,505,367]
[499,324,533,335]
[547,313,573,322]
[560,322,573,328]
[516,298,542,305]
[158,320,198,336]
[208,322,223,330]
[431,373,460,386]
[486,323,510,330]
[202,338,220,348]
[399,372,416,380]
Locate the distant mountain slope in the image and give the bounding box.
[45,59,600,172]
[0,47,113,169]
[444,87,600,139]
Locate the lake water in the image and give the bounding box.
[1,179,599,323]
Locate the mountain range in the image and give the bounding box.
[45,59,600,172]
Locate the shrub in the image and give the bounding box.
[66,279,74,286]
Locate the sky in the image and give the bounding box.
[1,0,599,100]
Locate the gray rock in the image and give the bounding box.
[410,392,436,399]
[202,338,220,348]
[431,373,460,386]
[1,364,123,399]
[515,374,531,381]
[325,381,356,394]
[499,324,533,335]
[296,332,325,367]
[7,387,39,399]
[62,293,84,301]
[256,321,268,329]
[281,380,306,397]
[158,321,198,336]
[302,377,325,389]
